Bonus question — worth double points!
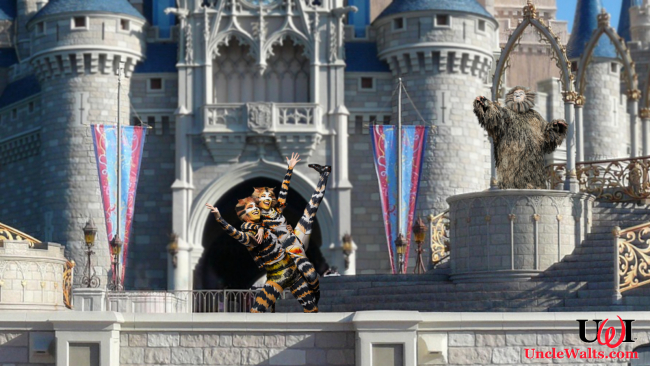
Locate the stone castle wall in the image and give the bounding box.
[582,61,626,160]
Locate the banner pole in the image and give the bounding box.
[116,63,124,287]
[397,78,402,273]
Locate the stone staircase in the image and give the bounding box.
[276,200,650,313]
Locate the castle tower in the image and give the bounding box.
[630,0,650,46]
[16,0,46,59]
[26,0,146,286]
[372,0,497,213]
[567,0,623,160]
[618,0,643,42]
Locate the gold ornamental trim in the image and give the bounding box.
[562,91,578,103]
[627,89,642,102]
[618,222,650,293]
[523,0,538,20]
[575,94,586,106]
[639,108,650,119]
[0,222,41,246]
[430,211,449,266]
[597,9,610,28]
[63,260,75,309]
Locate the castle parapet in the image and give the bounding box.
[447,190,594,283]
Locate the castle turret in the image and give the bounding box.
[567,0,623,160]
[373,0,497,212]
[630,0,650,46]
[26,0,146,286]
[618,0,643,42]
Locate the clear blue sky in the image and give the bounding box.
[556,0,622,32]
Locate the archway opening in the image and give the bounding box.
[195,177,329,289]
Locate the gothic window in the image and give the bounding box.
[213,41,310,103]
[630,344,650,365]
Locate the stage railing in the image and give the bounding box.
[546,155,650,202]
[104,289,288,313]
[615,222,650,297]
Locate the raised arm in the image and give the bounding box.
[277,152,301,213]
[473,96,507,138]
[205,203,253,246]
[539,112,568,154]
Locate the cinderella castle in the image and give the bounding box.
[0,0,649,292]
[3,1,650,365]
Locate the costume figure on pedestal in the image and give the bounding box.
[242,153,330,305]
[473,86,568,189]
[205,200,318,313]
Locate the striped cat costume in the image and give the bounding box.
[206,200,318,313]
[243,164,331,304]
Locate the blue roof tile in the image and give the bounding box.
[345,42,390,73]
[0,48,18,68]
[566,0,616,59]
[0,1,16,20]
[134,43,178,73]
[31,0,144,23]
[0,75,41,108]
[618,0,643,42]
[376,0,493,21]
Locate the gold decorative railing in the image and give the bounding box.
[616,222,650,297]
[547,156,650,202]
[63,260,75,309]
[0,222,41,246]
[429,211,450,266]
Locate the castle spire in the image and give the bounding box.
[618,0,643,42]
[566,0,616,59]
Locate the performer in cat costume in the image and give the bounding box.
[473,86,567,189]
[205,200,318,313]
[243,153,330,304]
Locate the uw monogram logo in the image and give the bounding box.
[576,316,635,348]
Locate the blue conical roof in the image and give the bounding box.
[566,0,617,59]
[618,0,643,42]
[31,0,144,23]
[376,0,493,21]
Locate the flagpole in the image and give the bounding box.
[397,78,403,274]
[114,62,124,290]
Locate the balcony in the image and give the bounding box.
[201,103,323,163]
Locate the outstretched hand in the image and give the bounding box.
[475,96,489,107]
[287,152,301,169]
[551,119,568,133]
[205,203,221,219]
[255,227,264,244]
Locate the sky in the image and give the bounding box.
[556,0,622,32]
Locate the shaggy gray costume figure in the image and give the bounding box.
[473,86,568,189]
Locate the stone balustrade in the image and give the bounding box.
[201,102,323,163]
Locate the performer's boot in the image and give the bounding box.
[308,164,331,174]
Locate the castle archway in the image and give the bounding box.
[187,160,334,289]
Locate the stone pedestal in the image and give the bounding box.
[447,190,594,282]
[73,288,107,311]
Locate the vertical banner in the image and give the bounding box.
[370,125,428,273]
[91,125,147,284]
